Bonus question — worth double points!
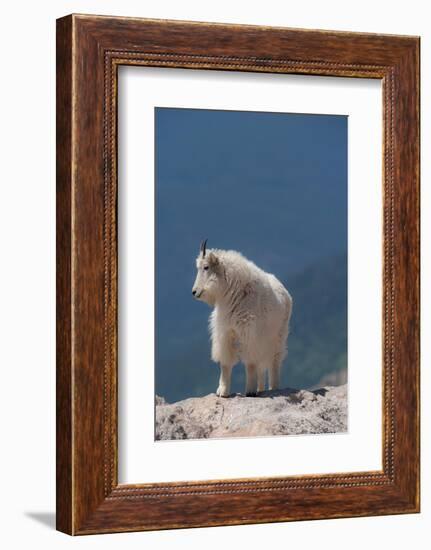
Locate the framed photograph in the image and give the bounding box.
[56,14,420,535]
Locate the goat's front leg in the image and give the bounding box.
[216,364,233,397]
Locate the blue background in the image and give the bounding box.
[155,107,347,402]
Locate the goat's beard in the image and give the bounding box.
[198,286,217,307]
[203,293,216,307]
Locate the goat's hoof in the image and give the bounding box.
[216,388,230,398]
[246,391,257,397]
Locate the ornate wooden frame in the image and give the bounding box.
[56,14,420,535]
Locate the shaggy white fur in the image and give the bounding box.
[192,245,292,397]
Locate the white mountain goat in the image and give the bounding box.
[192,240,292,397]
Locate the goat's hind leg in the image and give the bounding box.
[257,368,265,393]
[269,355,282,391]
[245,363,258,397]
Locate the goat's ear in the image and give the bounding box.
[208,252,219,267]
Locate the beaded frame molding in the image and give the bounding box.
[56,14,420,535]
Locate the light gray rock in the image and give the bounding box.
[155,385,347,440]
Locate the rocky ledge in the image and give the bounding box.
[155,384,347,440]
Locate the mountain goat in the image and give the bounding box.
[192,240,292,397]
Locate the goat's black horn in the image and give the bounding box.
[200,239,208,258]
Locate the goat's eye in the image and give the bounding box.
[203,266,209,271]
